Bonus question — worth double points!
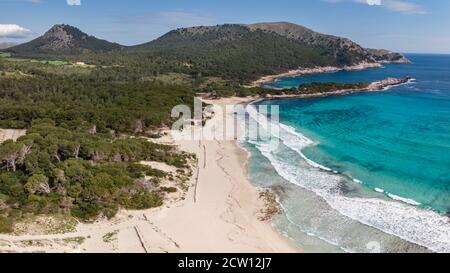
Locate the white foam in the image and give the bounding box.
[243,104,450,253]
[375,188,385,193]
[353,178,363,184]
[379,78,416,92]
[246,105,331,172]
[387,193,421,206]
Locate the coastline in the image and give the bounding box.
[0,67,418,254]
[0,97,299,253]
[251,62,383,87]
[235,77,414,103]
[259,77,414,100]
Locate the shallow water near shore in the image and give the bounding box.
[241,54,450,252]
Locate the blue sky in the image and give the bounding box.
[0,0,449,53]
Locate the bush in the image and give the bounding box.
[126,192,163,210]
[161,187,177,193]
[0,216,14,233]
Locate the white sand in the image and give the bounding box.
[0,99,299,253]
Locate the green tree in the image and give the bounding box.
[24,174,50,195]
[0,141,22,172]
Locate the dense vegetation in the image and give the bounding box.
[0,57,197,232]
[0,62,195,132]
[0,119,194,232]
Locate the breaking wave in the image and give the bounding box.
[243,103,450,252]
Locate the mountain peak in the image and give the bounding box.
[8,24,122,54]
[39,24,85,50]
[48,24,71,30]
[46,24,80,34]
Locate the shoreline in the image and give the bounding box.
[230,84,445,253]
[228,77,414,104]
[250,62,383,87]
[0,97,300,253]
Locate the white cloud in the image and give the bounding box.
[0,24,31,38]
[66,0,81,6]
[323,0,427,14]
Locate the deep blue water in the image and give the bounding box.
[245,54,450,252]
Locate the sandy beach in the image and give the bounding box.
[0,77,413,253]
[0,98,299,253]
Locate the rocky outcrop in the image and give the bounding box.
[366,48,411,64]
[367,77,413,90]
[40,24,76,50]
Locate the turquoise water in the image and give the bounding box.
[243,54,450,252]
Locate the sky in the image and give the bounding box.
[0,0,449,53]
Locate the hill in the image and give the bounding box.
[128,22,408,82]
[7,24,123,55]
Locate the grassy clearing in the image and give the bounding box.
[0,52,11,58]
[196,76,228,88]
[12,215,78,236]
[15,239,54,248]
[141,73,192,85]
[140,73,230,92]
[1,55,72,66]
[41,60,69,66]
[0,71,33,78]
[2,57,29,62]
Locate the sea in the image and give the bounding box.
[240,54,450,253]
